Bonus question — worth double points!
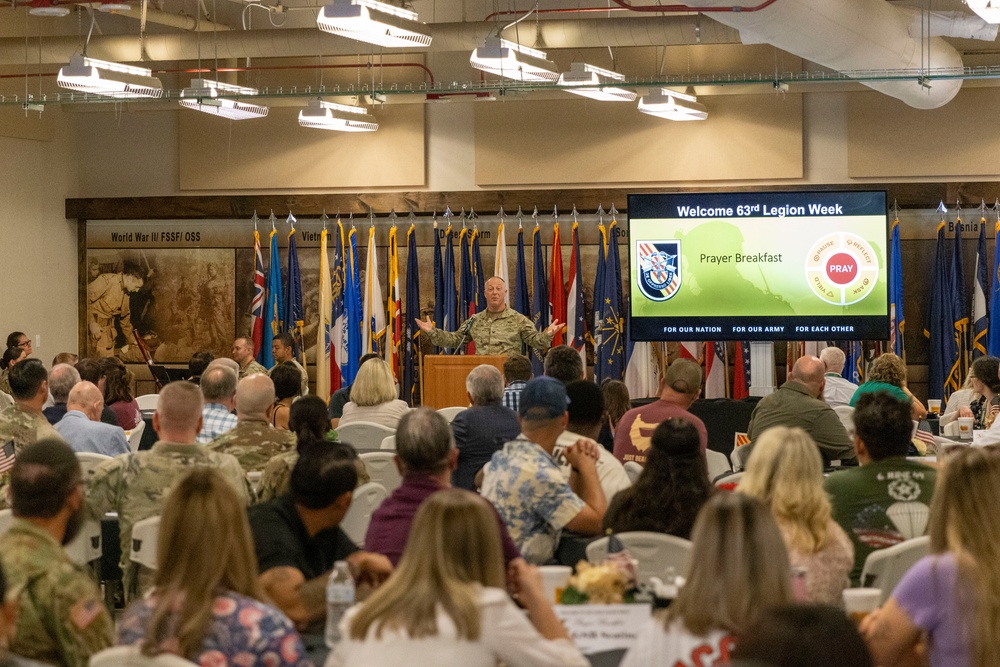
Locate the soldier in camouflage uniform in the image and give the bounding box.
[416,276,562,355]
[0,439,114,667]
[256,446,373,503]
[231,336,268,379]
[207,374,296,472]
[86,382,252,597]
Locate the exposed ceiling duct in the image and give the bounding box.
[679,0,965,109]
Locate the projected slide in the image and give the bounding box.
[628,191,889,341]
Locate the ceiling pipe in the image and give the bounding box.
[609,0,779,13]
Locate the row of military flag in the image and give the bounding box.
[247,207,653,404]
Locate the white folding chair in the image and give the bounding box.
[705,449,731,482]
[436,406,465,424]
[860,536,931,604]
[130,516,161,571]
[0,509,13,537]
[125,420,146,453]
[358,451,403,494]
[834,405,856,439]
[340,482,389,548]
[714,471,745,488]
[135,394,160,412]
[336,421,397,450]
[380,434,396,450]
[90,646,200,667]
[65,518,102,566]
[623,461,642,484]
[76,452,113,481]
[586,532,694,586]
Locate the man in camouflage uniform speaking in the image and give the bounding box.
[0,439,114,667]
[86,381,253,597]
[414,276,563,355]
[208,374,296,473]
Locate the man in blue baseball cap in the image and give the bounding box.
[481,376,607,564]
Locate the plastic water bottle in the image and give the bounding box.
[324,561,355,648]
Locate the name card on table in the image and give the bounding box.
[554,604,652,655]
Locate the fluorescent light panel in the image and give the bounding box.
[179,78,268,120]
[317,0,432,48]
[298,99,378,132]
[558,62,636,102]
[637,88,708,121]
[968,0,1000,23]
[470,37,559,82]
[57,56,163,98]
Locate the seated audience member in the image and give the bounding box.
[249,445,392,631]
[861,447,1000,667]
[825,392,936,585]
[746,356,856,466]
[208,374,297,473]
[614,358,707,466]
[270,362,304,431]
[599,379,630,452]
[450,365,520,491]
[73,359,119,426]
[206,356,241,376]
[186,351,214,385]
[231,336,268,379]
[98,356,142,430]
[501,354,532,413]
[43,363,80,425]
[0,439,114,666]
[329,353,381,422]
[329,489,588,667]
[365,408,520,567]
[603,419,713,538]
[543,345,584,384]
[257,397,366,503]
[557,380,631,501]
[0,359,62,457]
[52,352,78,367]
[940,373,975,426]
[820,346,859,408]
[338,358,408,430]
[87,381,252,596]
[481,377,607,564]
[0,345,27,396]
[55,381,129,456]
[958,355,1000,430]
[116,469,309,666]
[738,427,853,605]
[196,365,239,443]
[732,605,873,667]
[849,353,927,420]
[5,332,30,357]
[0,560,51,667]
[269,333,309,396]
[621,493,792,667]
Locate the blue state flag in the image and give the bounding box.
[950,222,969,392]
[403,225,421,405]
[889,218,905,357]
[283,219,304,362]
[596,219,625,382]
[972,217,989,359]
[343,226,363,385]
[514,225,531,321]
[924,223,957,400]
[441,224,458,353]
[261,229,284,369]
[433,220,443,353]
[989,220,1000,357]
[472,229,486,312]
[591,222,607,372]
[459,227,474,329]
[843,341,863,385]
[531,224,550,376]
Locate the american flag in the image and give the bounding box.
[0,441,14,474]
[250,229,266,358]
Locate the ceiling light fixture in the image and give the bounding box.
[57,56,163,98]
[968,0,1000,23]
[558,63,637,102]
[298,99,378,131]
[97,2,133,11]
[179,78,269,120]
[470,37,559,82]
[637,88,708,121]
[27,0,70,17]
[317,0,432,48]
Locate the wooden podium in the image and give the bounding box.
[422,355,506,409]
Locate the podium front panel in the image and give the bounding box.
[422,355,506,409]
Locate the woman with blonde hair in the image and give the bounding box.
[621,492,793,666]
[849,352,927,420]
[116,468,309,666]
[862,446,1000,667]
[737,426,853,605]
[328,488,588,667]
[337,358,408,430]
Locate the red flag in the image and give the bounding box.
[733,343,749,399]
[549,223,566,346]
[250,229,266,357]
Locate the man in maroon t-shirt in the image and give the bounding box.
[613,358,708,465]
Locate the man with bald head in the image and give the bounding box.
[54,381,129,456]
[87,381,252,597]
[44,363,81,425]
[746,355,856,466]
[196,364,238,444]
[208,374,296,473]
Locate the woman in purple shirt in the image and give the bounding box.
[862,447,1000,667]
